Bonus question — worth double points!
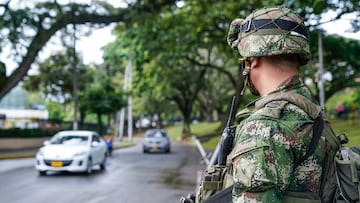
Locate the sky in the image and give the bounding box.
[66,0,124,64]
[76,26,115,65]
[319,12,359,41]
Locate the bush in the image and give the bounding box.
[0,128,58,138]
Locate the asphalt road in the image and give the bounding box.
[0,140,205,203]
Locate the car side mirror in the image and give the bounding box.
[43,140,50,146]
[91,141,100,147]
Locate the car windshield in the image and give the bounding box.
[145,131,166,138]
[50,135,89,145]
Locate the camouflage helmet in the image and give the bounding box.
[227,6,310,65]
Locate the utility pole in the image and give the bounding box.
[127,59,133,141]
[117,110,125,140]
[117,63,128,141]
[318,31,325,111]
[72,23,78,130]
[118,58,133,141]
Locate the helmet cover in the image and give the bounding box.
[227,6,310,65]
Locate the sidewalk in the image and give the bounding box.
[0,139,137,160]
[0,148,38,160]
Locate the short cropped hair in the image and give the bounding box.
[265,54,301,71]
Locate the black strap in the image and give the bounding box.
[202,115,323,203]
[294,115,324,168]
[241,19,309,38]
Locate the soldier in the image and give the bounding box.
[223,6,326,203]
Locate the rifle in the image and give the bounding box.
[180,96,237,203]
[216,96,237,166]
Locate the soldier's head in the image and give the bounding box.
[227,6,310,96]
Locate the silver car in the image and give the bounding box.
[35,130,107,176]
[143,129,171,153]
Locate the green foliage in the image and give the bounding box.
[0,0,175,100]
[45,101,66,121]
[26,92,46,108]
[303,33,360,101]
[0,128,57,138]
[191,121,222,137]
[326,87,360,117]
[23,49,93,104]
[103,0,359,139]
[79,76,126,132]
[164,121,221,141]
[80,79,126,115]
[171,119,360,151]
[329,119,360,147]
[1,0,359,141]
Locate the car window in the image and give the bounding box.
[92,135,100,142]
[51,135,89,145]
[145,131,167,138]
[154,132,165,138]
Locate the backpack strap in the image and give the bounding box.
[294,115,324,168]
[254,91,324,167]
[254,91,322,119]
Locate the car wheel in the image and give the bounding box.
[100,154,106,170]
[143,147,147,153]
[85,158,92,175]
[38,170,46,176]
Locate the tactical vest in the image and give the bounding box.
[223,91,341,203]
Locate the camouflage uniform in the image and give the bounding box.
[226,75,326,202]
[212,6,326,203]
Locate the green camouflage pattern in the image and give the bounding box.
[227,75,326,202]
[227,6,310,64]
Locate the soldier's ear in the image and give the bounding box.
[250,57,260,70]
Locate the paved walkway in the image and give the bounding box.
[0,148,38,159]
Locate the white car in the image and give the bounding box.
[35,130,107,176]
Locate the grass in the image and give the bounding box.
[165,121,222,142]
[164,119,360,151]
[328,119,360,147]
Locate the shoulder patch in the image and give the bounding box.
[262,100,288,118]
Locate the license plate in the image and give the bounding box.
[51,161,63,167]
[151,146,158,150]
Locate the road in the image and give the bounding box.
[0,139,205,203]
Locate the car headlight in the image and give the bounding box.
[73,151,87,157]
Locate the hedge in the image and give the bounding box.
[0,128,58,138]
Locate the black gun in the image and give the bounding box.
[207,96,237,168]
[180,96,237,203]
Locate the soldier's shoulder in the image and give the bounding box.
[252,100,289,119]
[248,99,311,122]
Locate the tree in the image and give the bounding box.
[80,78,126,134]
[22,48,93,103]
[101,0,359,139]
[303,32,360,101]
[0,0,177,100]
[0,0,359,138]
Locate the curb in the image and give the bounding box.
[0,153,36,160]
